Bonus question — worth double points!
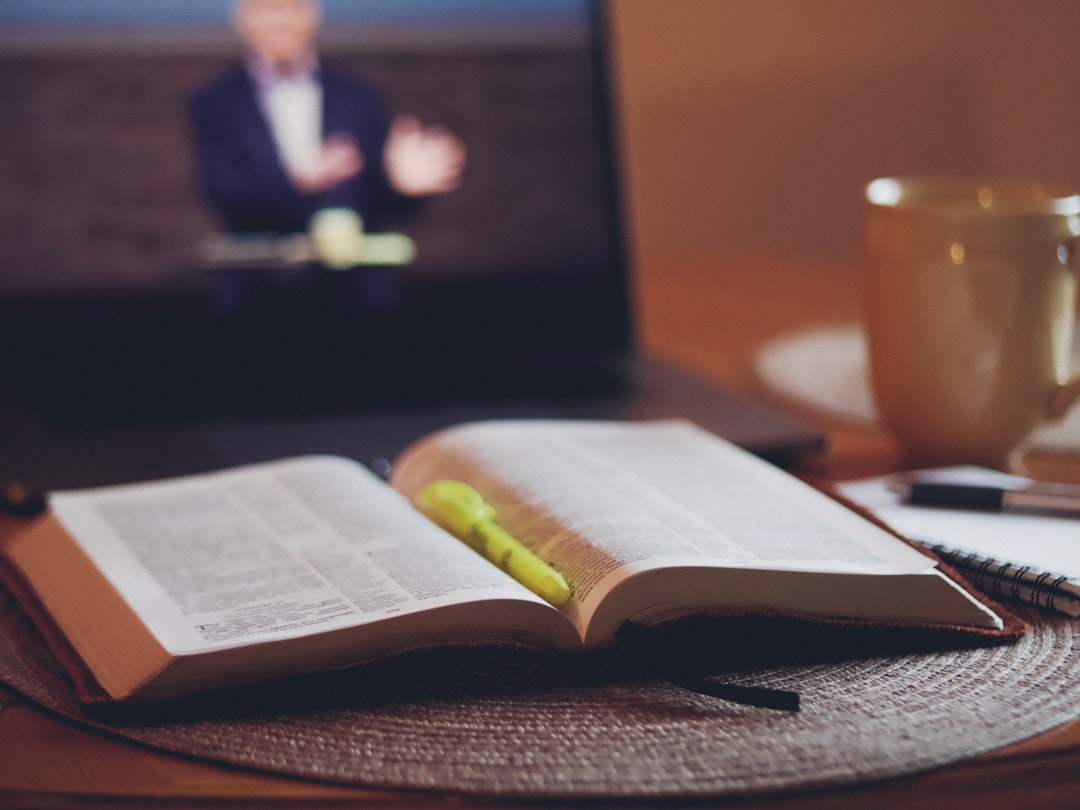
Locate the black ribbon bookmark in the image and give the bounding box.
[616,622,801,713]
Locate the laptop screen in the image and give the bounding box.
[0,0,631,422]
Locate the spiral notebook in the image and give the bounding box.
[839,468,1080,617]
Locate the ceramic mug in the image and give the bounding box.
[863,176,1080,469]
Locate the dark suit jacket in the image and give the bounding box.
[190,63,403,234]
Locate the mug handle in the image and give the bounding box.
[1048,377,1080,420]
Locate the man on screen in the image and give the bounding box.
[190,0,466,236]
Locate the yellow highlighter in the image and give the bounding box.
[418,480,571,607]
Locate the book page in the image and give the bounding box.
[391,420,939,635]
[47,456,551,656]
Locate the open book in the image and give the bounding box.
[2,420,1005,702]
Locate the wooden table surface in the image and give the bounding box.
[3,253,1080,808]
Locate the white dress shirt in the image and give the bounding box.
[248,53,322,180]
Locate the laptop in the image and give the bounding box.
[0,0,821,507]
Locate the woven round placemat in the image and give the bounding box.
[2,582,1080,799]
[754,323,1080,454]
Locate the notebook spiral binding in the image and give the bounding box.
[921,541,1080,618]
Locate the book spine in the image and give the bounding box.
[920,542,1080,618]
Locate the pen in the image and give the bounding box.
[417,480,572,606]
[893,479,1080,518]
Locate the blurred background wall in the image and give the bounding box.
[608,0,1080,267]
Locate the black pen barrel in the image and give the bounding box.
[907,483,1005,510]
